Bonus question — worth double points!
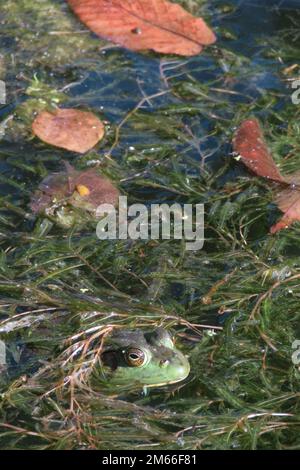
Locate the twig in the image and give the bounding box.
[107,90,170,157]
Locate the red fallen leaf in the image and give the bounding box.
[232,119,286,184]
[232,119,300,234]
[67,0,216,56]
[32,108,105,153]
[270,173,300,234]
[30,163,119,217]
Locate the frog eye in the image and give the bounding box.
[124,348,146,367]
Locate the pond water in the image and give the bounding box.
[0,0,300,450]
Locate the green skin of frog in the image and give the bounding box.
[100,328,190,388]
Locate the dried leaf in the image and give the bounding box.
[70,167,120,210]
[32,108,105,153]
[67,0,216,56]
[30,163,119,220]
[233,119,300,234]
[232,119,286,184]
[270,173,300,234]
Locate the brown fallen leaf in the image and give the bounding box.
[30,163,119,226]
[70,166,120,211]
[232,119,286,184]
[30,171,71,215]
[32,108,105,153]
[67,0,216,56]
[233,119,300,234]
[270,172,300,233]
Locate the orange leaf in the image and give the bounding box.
[232,119,286,184]
[32,108,105,153]
[232,119,300,234]
[67,0,216,56]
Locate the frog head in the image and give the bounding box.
[100,328,190,388]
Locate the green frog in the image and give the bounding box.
[100,327,190,388]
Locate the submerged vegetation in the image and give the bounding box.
[1,0,300,450]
